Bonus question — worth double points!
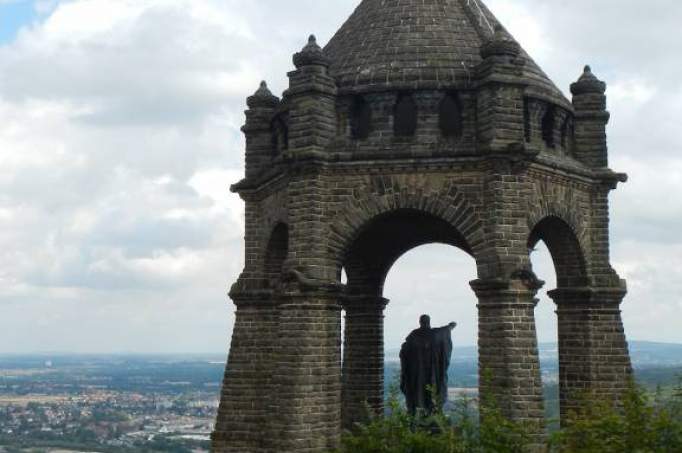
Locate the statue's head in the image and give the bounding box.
[419,314,430,329]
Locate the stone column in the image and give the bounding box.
[268,286,343,453]
[471,278,545,443]
[341,295,389,430]
[549,286,632,422]
[212,289,277,453]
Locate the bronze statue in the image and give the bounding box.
[399,315,457,415]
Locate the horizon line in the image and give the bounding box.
[1,339,680,357]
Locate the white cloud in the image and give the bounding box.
[609,78,657,105]
[486,0,550,61]
[40,0,142,42]
[0,0,680,353]
[0,0,256,352]
[613,241,682,343]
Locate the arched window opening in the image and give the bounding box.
[271,114,289,156]
[350,96,372,140]
[529,241,560,429]
[439,93,463,138]
[394,93,417,137]
[541,106,556,148]
[264,223,288,289]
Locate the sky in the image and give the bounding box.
[0,0,680,354]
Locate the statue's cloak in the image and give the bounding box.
[399,326,453,415]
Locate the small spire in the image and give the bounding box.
[571,64,606,95]
[577,65,599,83]
[480,24,520,58]
[246,80,279,109]
[293,33,329,68]
[256,81,270,94]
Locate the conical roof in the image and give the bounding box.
[324,0,569,107]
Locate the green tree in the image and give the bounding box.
[548,384,682,453]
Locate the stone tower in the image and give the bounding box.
[211,1,632,451]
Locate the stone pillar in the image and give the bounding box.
[212,289,277,453]
[269,286,342,453]
[549,286,632,422]
[341,295,389,430]
[471,278,545,443]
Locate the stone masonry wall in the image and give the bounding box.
[214,12,631,449]
[214,154,632,452]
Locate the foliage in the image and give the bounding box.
[337,380,682,453]
[547,383,682,452]
[336,384,532,453]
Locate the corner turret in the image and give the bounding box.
[286,35,337,154]
[475,25,528,153]
[571,66,610,167]
[293,34,330,69]
[242,81,280,178]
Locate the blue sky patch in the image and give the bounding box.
[0,0,38,44]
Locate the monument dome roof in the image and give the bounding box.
[324,0,569,107]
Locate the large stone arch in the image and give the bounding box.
[527,199,589,253]
[328,177,486,280]
[334,201,483,429]
[527,200,585,241]
[342,209,474,294]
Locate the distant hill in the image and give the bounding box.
[626,341,682,366]
[386,341,682,368]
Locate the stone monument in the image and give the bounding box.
[211,1,633,451]
[400,315,457,415]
